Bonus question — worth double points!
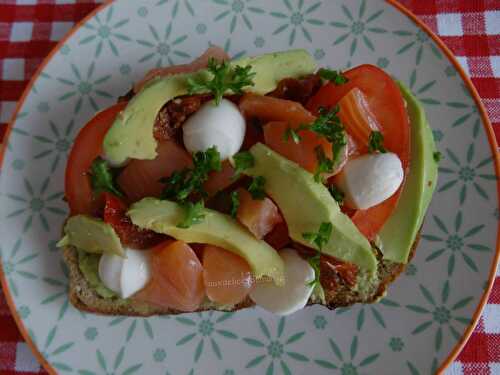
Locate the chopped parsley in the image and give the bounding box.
[368,131,386,153]
[232,151,255,179]
[248,176,266,200]
[318,68,348,86]
[302,222,333,287]
[283,125,308,144]
[328,185,345,206]
[187,58,256,105]
[89,157,123,197]
[230,191,240,218]
[177,200,206,228]
[309,107,347,163]
[313,146,335,183]
[433,151,442,163]
[161,146,221,202]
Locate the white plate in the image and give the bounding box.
[0,0,498,374]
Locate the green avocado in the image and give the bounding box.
[77,250,117,298]
[58,215,124,257]
[127,198,285,285]
[103,49,317,165]
[244,143,377,277]
[378,82,438,263]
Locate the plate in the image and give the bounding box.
[0,1,498,374]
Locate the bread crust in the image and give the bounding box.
[62,229,420,316]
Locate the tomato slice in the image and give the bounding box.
[102,193,167,249]
[202,245,254,305]
[65,102,127,215]
[307,65,410,240]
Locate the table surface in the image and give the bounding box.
[0,1,498,374]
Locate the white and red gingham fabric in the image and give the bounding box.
[0,1,498,374]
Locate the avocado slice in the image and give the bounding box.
[127,198,285,285]
[244,143,377,277]
[58,215,124,257]
[378,82,438,263]
[103,49,317,165]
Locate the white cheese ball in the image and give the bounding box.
[336,152,404,210]
[98,247,151,299]
[182,98,246,160]
[249,249,315,316]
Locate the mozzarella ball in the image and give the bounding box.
[98,247,151,299]
[249,248,315,316]
[336,152,404,210]
[182,99,246,160]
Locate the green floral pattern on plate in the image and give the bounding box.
[0,0,497,374]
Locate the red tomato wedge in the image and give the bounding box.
[134,240,205,312]
[337,87,380,152]
[307,64,410,240]
[117,140,192,203]
[263,121,334,173]
[307,64,410,169]
[102,193,166,249]
[236,188,283,239]
[239,93,315,124]
[204,160,236,197]
[65,102,127,216]
[202,245,254,305]
[134,46,230,93]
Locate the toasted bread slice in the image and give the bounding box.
[62,230,419,316]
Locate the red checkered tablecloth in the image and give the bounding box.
[0,1,498,374]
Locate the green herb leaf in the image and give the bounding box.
[177,200,206,228]
[307,253,321,287]
[230,191,240,218]
[248,176,266,200]
[368,131,386,153]
[161,146,221,201]
[302,222,333,251]
[328,185,345,206]
[89,157,123,197]
[187,58,256,105]
[308,106,347,163]
[318,68,348,86]
[302,222,333,288]
[233,151,255,179]
[433,151,442,163]
[313,146,335,183]
[283,125,308,144]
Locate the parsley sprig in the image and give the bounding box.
[161,147,221,228]
[282,106,347,182]
[318,68,348,86]
[248,176,266,200]
[328,185,345,206]
[433,151,442,163]
[313,146,335,183]
[302,222,333,288]
[89,157,123,197]
[309,107,347,155]
[161,146,221,202]
[177,201,206,228]
[232,151,255,179]
[283,125,308,144]
[368,131,386,153]
[230,191,240,218]
[187,58,256,105]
